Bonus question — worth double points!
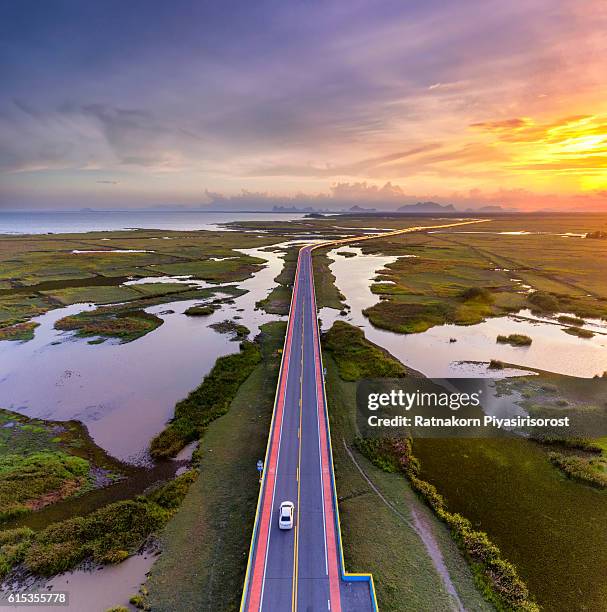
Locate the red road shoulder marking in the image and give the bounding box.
[246,256,301,611]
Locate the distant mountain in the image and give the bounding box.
[397,201,455,212]
[348,205,376,212]
[272,205,317,213]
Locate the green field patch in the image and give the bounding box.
[323,321,412,380]
[55,306,163,343]
[0,321,39,342]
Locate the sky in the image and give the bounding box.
[1,0,606,211]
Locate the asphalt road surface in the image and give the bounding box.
[242,246,374,612]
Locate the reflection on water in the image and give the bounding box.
[322,246,607,377]
[0,247,287,462]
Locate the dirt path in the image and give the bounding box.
[342,439,466,612]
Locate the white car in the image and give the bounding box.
[278,501,295,530]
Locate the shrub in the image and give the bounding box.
[497,334,532,346]
[528,291,559,313]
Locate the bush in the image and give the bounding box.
[7,471,196,577]
[497,334,532,346]
[528,291,559,313]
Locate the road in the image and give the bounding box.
[241,219,489,612]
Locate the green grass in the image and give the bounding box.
[322,352,492,612]
[497,334,532,346]
[557,315,585,326]
[355,438,538,612]
[184,304,218,316]
[563,326,594,338]
[353,219,607,334]
[323,320,412,380]
[0,409,126,523]
[0,321,39,342]
[548,452,607,488]
[0,228,284,328]
[149,340,262,459]
[209,320,250,340]
[0,471,196,578]
[146,322,285,611]
[55,306,163,343]
[0,452,89,522]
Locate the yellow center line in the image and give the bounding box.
[292,288,304,612]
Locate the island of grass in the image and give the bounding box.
[497,333,532,346]
[0,409,125,523]
[322,321,413,380]
[0,322,39,342]
[55,306,163,343]
[336,250,357,258]
[563,326,594,339]
[209,319,249,340]
[548,452,607,488]
[0,470,196,579]
[557,315,585,326]
[184,304,218,316]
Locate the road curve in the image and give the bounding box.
[241,219,489,612]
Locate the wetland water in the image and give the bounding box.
[0,247,286,463]
[323,245,607,611]
[321,245,607,377]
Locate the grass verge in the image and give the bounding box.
[355,437,538,612]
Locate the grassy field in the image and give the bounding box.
[348,214,607,334]
[321,325,492,611]
[0,229,282,330]
[146,321,284,611]
[0,409,125,524]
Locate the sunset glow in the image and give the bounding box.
[1,0,606,210]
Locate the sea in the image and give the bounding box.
[0,210,305,235]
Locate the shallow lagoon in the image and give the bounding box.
[321,245,607,377]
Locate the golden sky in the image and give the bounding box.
[1,0,606,210]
